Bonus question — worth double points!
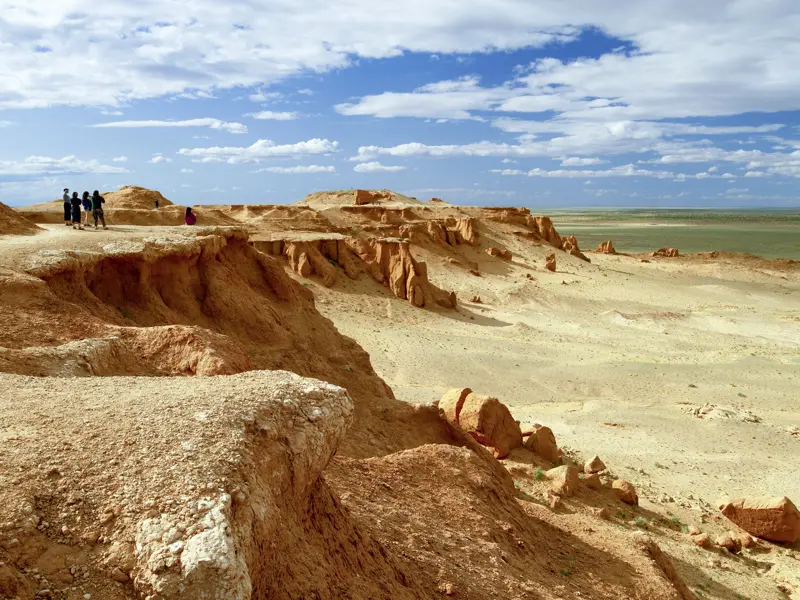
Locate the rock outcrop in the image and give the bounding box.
[718,496,800,543]
[355,189,391,205]
[258,236,457,309]
[562,235,590,262]
[438,389,522,459]
[653,248,680,258]
[527,216,562,248]
[595,241,616,254]
[545,253,557,272]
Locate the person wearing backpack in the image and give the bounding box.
[81,191,93,227]
[92,190,107,229]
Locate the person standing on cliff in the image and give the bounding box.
[184,206,197,225]
[92,190,107,230]
[70,192,83,230]
[63,188,71,226]
[81,191,92,227]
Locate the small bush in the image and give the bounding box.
[534,468,545,481]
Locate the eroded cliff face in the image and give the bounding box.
[256,235,457,309]
[0,371,428,600]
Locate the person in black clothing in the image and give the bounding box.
[82,191,93,226]
[92,191,107,230]
[70,192,83,230]
[155,199,159,209]
[63,188,71,226]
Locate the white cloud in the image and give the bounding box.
[112,156,128,163]
[501,158,517,164]
[149,154,172,164]
[92,119,248,134]
[100,109,124,116]
[257,165,336,174]
[492,164,678,179]
[249,91,283,103]
[560,157,606,167]
[354,161,407,173]
[0,156,129,175]
[744,170,771,178]
[297,89,314,96]
[246,111,300,121]
[0,121,14,128]
[2,1,800,126]
[180,168,194,173]
[178,138,339,164]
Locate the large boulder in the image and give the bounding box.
[584,455,606,474]
[545,254,557,272]
[523,425,560,463]
[718,496,800,543]
[612,480,639,505]
[547,465,579,498]
[439,390,522,459]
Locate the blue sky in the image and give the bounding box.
[2,0,800,208]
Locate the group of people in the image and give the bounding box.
[63,188,107,230]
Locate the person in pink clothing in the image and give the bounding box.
[184,206,197,225]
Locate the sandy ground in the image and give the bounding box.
[309,234,800,522]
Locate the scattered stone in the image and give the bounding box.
[544,491,564,510]
[486,247,512,260]
[718,496,800,543]
[469,269,481,277]
[437,582,456,596]
[110,567,130,583]
[547,465,580,498]
[693,534,712,549]
[737,533,756,549]
[687,525,702,536]
[523,424,561,463]
[590,507,610,520]
[715,534,741,553]
[545,254,556,272]
[470,296,482,304]
[584,455,606,474]
[640,259,651,263]
[652,248,680,258]
[612,480,639,505]
[582,473,602,490]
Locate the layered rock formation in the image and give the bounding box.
[258,235,457,309]
[596,241,616,254]
[561,235,590,262]
[719,496,800,543]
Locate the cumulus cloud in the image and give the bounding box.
[0,156,129,175]
[149,154,172,164]
[92,119,248,134]
[180,168,194,173]
[354,162,407,173]
[178,138,339,164]
[256,165,336,174]
[100,110,124,116]
[246,111,300,121]
[112,156,128,162]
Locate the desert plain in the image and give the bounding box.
[1,186,798,600]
